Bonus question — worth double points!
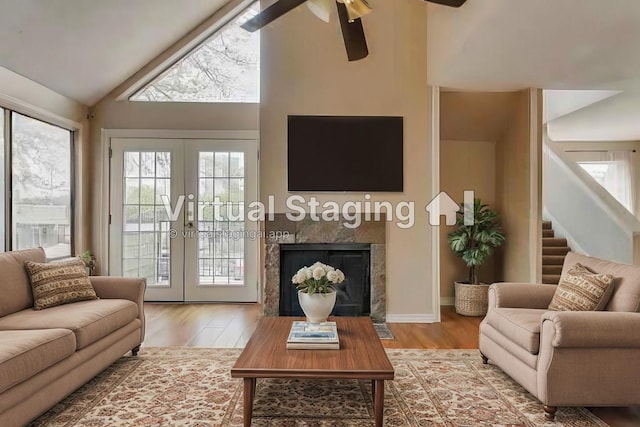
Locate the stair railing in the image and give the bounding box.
[544,139,640,264]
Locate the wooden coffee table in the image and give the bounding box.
[231,316,394,426]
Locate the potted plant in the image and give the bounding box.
[292,262,345,322]
[448,199,505,316]
[78,250,96,276]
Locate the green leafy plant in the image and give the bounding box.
[78,250,96,274]
[448,199,505,285]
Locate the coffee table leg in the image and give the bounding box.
[374,379,384,427]
[243,378,256,427]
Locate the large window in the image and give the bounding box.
[130,2,260,103]
[1,108,74,258]
[577,150,634,213]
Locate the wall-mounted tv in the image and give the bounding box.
[287,115,404,192]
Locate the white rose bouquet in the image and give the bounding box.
[291,261,345,294]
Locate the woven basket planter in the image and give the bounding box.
[454,282,490,316]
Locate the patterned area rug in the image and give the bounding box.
[31,348,608,427]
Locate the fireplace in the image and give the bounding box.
[263,214,386,321]
[279,243,371,317]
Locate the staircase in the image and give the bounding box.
[542,221,571,284]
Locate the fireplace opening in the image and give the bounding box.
[279,243,371,317]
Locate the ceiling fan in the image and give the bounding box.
[241,0,468,62]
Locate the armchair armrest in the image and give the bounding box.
[488,283,557,309]
[90,276,146,340]
[542,311,640,348]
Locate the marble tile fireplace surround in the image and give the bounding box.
[263,214,386,321]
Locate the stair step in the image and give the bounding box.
[542,220,553,230]
[542,255,565,265]
[542,229,555,238]
[543,265,563,275]
[543,237,568,247]
[542,274,561,285]
[543,246,571,256]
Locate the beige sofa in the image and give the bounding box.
[479,252,640,419]
[0,248,145,426]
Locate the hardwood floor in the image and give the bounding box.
[142,304,482,349]
[142,303,638,426]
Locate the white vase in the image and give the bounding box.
[298,289,337,322]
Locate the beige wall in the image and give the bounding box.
[260,0,434,318]
[0,66,91,254]
[495,89,538,282]
[440,140,496,303]
[439,91,525,303]
[440,91,519,142]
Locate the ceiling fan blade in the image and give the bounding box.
[241,0,308,32]
[426,0,467,7]
[307,0,333,23]
[336,1,368,61]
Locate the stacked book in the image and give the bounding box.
[286,321,340,350]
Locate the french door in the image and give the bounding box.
[109,138,258,302]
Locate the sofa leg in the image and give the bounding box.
[543,405,557,420]
[480,351,488,364]
[131,345,141,356]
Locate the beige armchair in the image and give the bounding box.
[479,252,640,420]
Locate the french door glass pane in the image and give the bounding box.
[121,151,171,286]
[0,108,4,251]
[11,113,71,258]
[198,151,245,285]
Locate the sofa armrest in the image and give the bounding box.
[90,276,146,341]
[488,283,557,309]
[542,311,640,348]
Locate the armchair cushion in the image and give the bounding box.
[548,263,614,311]
[484,308,547,354]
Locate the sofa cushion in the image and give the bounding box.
[0,299,138,350]
[562,252,640,312]
[0,248,46,317]
[0,329,76,394]
[549,263,615,311]
[25,258,98,310]
[484,308,547,354]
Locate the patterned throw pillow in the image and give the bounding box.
[25,258,98,310]
[548,263,615,311]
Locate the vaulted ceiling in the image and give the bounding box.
[1,0,640,140]
[0,0,229,105]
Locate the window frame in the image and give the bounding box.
[129,0,262,104]
[126,0,260,104]
[0,106,76,259]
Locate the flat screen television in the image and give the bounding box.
[287,115,404,192]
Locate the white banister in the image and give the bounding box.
[544,140,640,265]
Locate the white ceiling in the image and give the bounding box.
[1,0,640,140]
[427,0,640,140]
[0,0,230,105]
[427,0,640,92]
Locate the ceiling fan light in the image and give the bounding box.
[338,0,372,22]
[307,0,333,23]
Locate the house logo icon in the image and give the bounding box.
[425,191,475,226]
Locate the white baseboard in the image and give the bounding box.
[385,314,439,323]
[440,297,454,306]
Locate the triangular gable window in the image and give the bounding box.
[130,3,259,103]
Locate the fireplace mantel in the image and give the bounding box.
[263,214,386,321]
